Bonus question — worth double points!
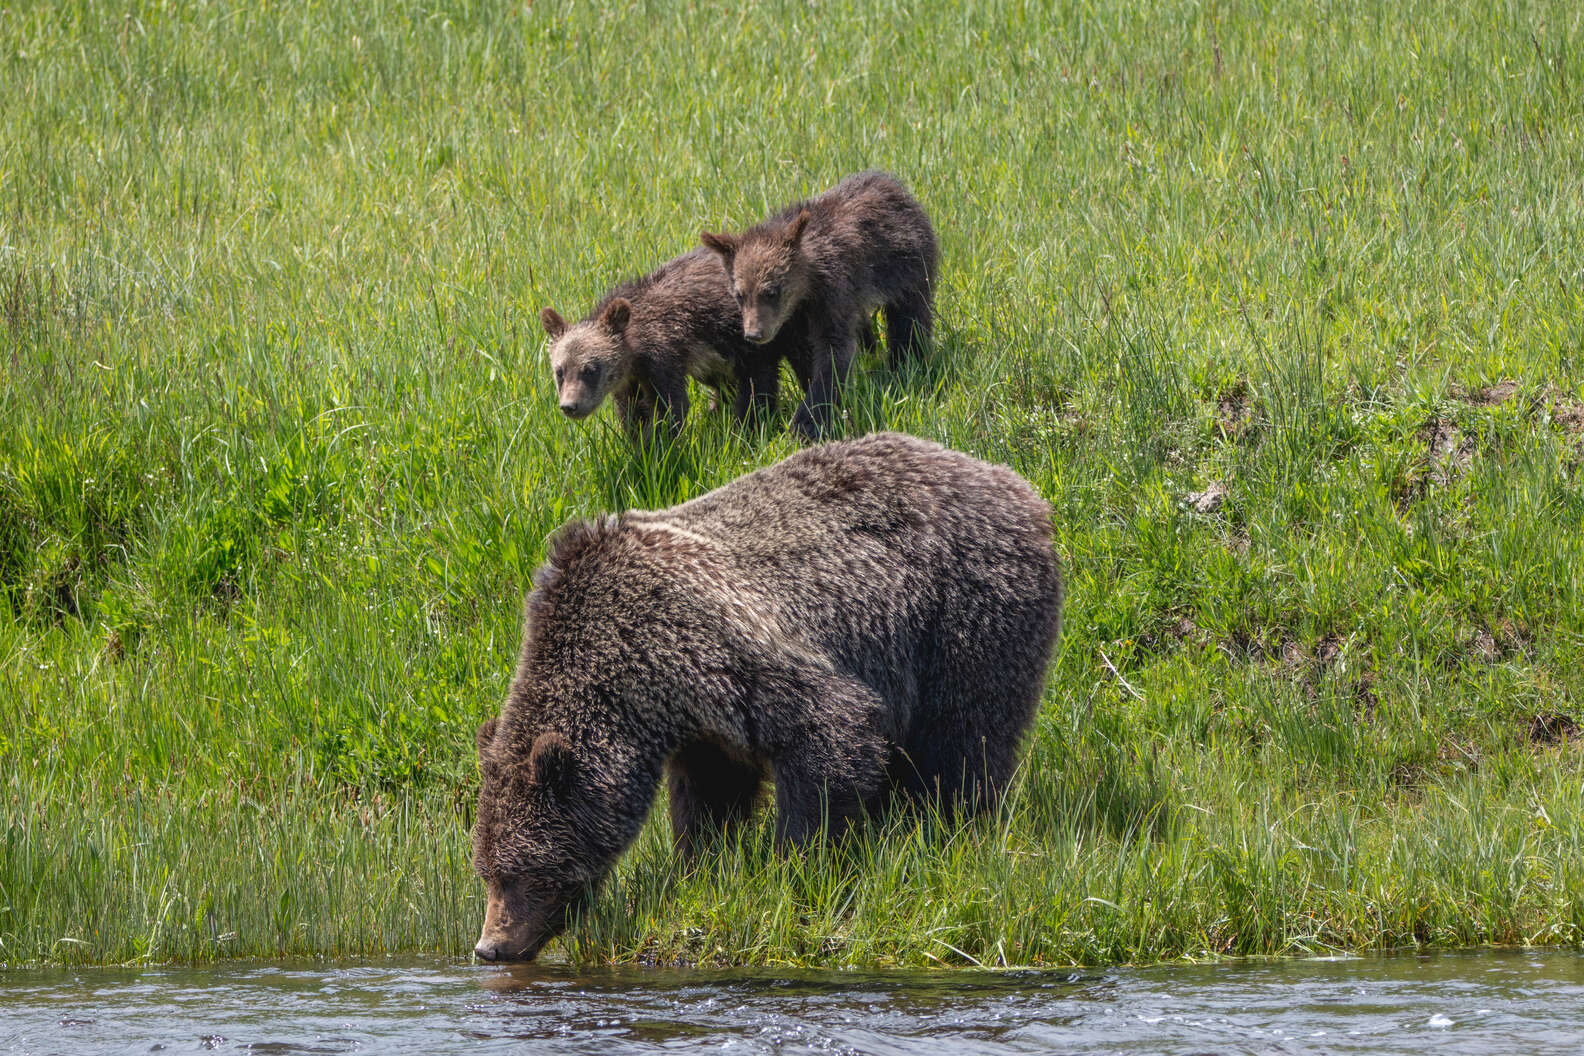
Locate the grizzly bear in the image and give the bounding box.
[471,432,1063,962]
[541,248,805,439]
[699,171,939,439]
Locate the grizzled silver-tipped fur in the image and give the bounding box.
[701,171,939,439]
[472,432,1062,962]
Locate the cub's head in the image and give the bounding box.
[472,716,603,962]
[700,210,811,345]
[540,299,633,419]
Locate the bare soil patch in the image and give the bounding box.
[1453,379,1519,406]
[1528,712,1579,746]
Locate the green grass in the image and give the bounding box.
[4,0,1584,968]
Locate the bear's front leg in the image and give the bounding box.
[667,740,765,864]
[789,327,857,441]
[731,357,781,423]
[651,370,691,435]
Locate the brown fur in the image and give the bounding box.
[541,248,803,439]
[471,433,1063,961]
[701,172,939,439]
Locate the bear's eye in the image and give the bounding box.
[761,287,778,302]
[554,366,564,384]
[581,364,599,383]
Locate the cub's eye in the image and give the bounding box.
[733,289,745,304]
[761,287,779,302]
[581,364,599,383]
[554,367,564,383]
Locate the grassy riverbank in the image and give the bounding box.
[4,0,1583,967]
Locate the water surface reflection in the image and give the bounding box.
[3,948,1582,1054]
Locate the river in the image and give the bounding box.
[3,948,1582,1054]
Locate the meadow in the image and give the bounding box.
[3,0,1584,968]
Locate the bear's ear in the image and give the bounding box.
[540,307,568,339]
[700,230,737,263]
[476,716,499,755]
[785,210,811,246]
[528,730,576,792]
[600,298,631,335]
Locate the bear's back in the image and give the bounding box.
[626,433,1053,669]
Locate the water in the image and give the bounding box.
[3,949,1582,1055]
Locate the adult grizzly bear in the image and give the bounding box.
[471,432,1063,962]
[700,171,938,439]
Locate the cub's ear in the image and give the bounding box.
[528,731,576,791]
[476,716,499,754]
[700,230,738,261]
[785,210,810,246]
[540,307,568,339]
[600,297,631,335]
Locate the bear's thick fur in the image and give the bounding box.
[540,248,805,439]
[701,171,939,438]
[471,432,1062,961]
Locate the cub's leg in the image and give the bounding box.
[731,355,782,423]
[789,327,857,441]
[883,286,933,367]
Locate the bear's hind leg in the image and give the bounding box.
[902,656,1046,822]
[766,674,889,848]
[667,740,764,863]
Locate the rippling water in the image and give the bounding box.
[3,949,1582,1054]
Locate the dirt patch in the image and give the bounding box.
[1454,379,1519,406]
[1217,629,1270,662]
[1165,614,1209,648]
[1555,400,1584,436]
[1389,760,1428,790]
[1472,628,1501,663]
[1528,712,1579,746]
[1454,619,1531,666]
[1351,673,1379,723]
[1215,381,1254,440]
[1423,417,1477,486]
[1437,738,1480,772]
[1184,480,1229,514]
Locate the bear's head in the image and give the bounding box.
[540,299,633,420]
[471,715,608,962]
[700,210,811,345]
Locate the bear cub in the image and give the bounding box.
[701,171,939,439]
[541,248,800,439]
[471,432,1063,962]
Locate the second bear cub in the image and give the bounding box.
[700,171,938,439]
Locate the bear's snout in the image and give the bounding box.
[474,884,556,963]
